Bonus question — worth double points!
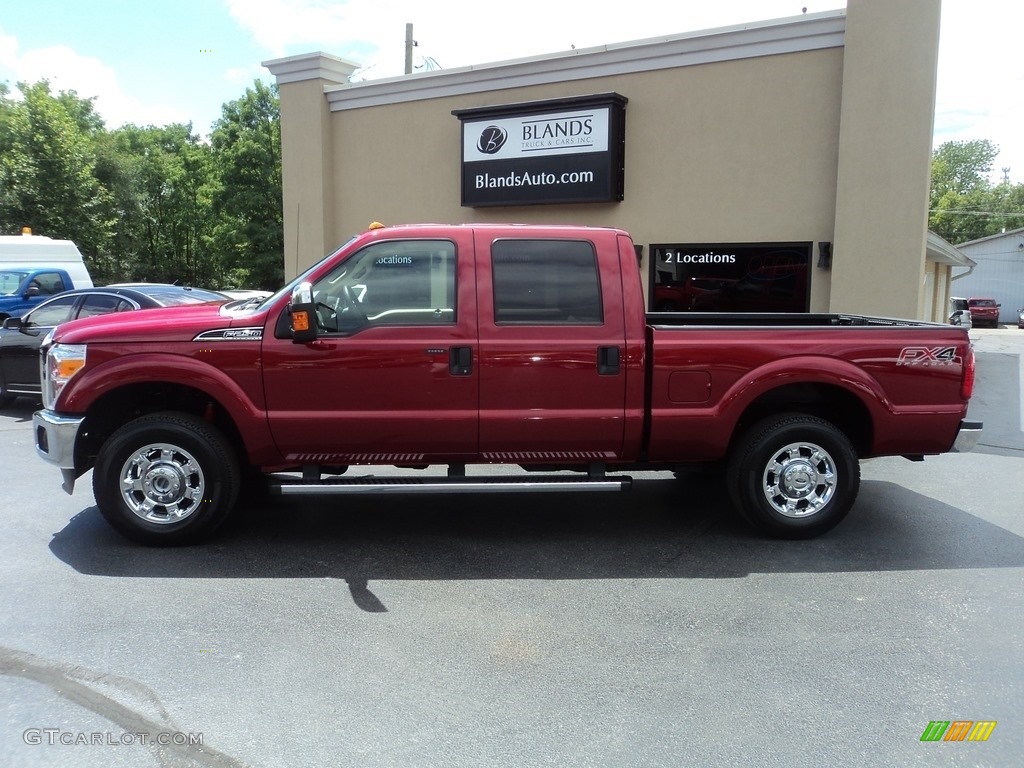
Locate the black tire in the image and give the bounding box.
[92,412,240,546]
[0,392,17,409]
[726,413,859,539]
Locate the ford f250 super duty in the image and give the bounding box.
[32,224,982,545]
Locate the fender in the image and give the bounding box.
[718,353,893,426]
[58,351,278,464]
[648,354,892,460]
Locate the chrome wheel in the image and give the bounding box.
[119,442,206,524]
[94,412,240,545]
[727,413,859,538]
[761,441,837,518]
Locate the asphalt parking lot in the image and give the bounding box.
[1,328,1022,768]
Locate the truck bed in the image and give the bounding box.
[647,312,939,328]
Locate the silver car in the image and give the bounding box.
[949,296,972,330]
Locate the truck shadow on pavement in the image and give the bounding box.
[48,477,1024,609]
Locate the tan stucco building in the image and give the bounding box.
[265,0,953,321]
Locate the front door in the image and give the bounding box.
[261,233,479,465]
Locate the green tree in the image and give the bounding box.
[0,81,113,266]
[930,139,998,199]
[0,78,286,289]
[928,139,1024,243]
[208,80,284,290]
[93,123,216,285]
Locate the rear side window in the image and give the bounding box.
[76,294,135,319]
[491,239,603,325]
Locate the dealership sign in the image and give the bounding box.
[453,93,627,207]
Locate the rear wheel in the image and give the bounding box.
[726,413,859,539]
[92,412,240,546]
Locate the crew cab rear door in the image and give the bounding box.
[475,231,628,461]
[261,231,479,464]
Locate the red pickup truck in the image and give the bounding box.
[33,224,981,545]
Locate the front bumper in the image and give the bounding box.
[952,420,983,453]
[33,409,85,494]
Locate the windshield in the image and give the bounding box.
[0,271,29,296]
[970,299,997,308]
[143,286,229,306]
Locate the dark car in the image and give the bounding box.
[0,284,228,407]
[967,297,1000,328]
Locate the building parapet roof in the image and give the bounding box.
[264,11,846,112]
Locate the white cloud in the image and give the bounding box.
[934,0,1024,180]
[0,29,17,71]
[224,64,267,86]
[0,35,190,128]
[225,0,412,60]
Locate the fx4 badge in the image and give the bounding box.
[897,346,961,366]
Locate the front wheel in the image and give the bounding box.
[726,413,859,539]
[92,412,240,546]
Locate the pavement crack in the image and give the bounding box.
[0,645,249,768]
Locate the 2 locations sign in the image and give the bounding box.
[453,93,627,207]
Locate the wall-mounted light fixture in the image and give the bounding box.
[817,241,832,270]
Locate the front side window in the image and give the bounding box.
[311,240,456,334]
[0,271,28,295]
[491,239,603,325]
[76,294,136,319]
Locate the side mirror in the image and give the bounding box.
[2,316,24,330]
[289,281,318,343]
[24,284,41,298]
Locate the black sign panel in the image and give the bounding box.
[453,93,627,207]
[650,242,812,313]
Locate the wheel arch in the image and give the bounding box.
[75,381,253,475]
[730,381,874,458]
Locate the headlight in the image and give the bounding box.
[42,343,87,409]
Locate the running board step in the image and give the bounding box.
[271,474,633,496]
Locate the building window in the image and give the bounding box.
[650,242,811,313]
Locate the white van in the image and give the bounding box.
[0,235,94,319]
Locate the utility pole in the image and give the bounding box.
[404,23,416,75]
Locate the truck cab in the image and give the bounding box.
[0,235,93,320]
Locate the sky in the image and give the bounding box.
[0,0,1021,183]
